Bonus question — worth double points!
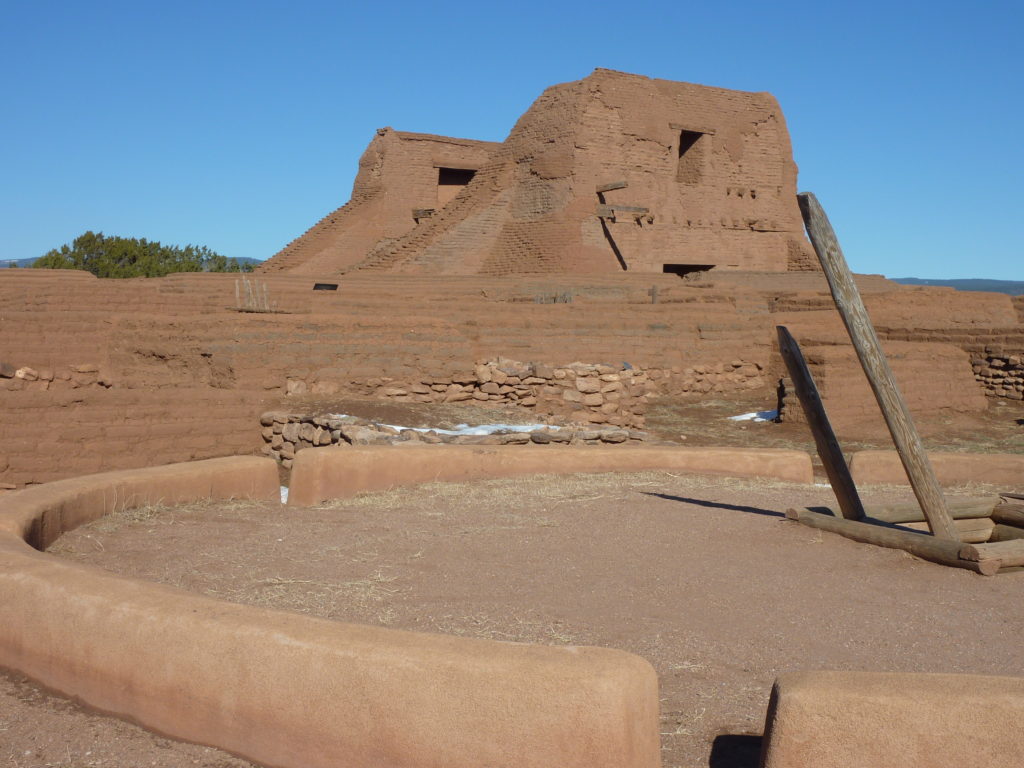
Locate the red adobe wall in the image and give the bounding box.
[259,129,498,275]
[2,269,1019,488]
[777,341,988,430]
[263,69,815,276]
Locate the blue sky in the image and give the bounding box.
[1,0,1020,278]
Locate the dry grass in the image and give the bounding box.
[206,569,401,623]
[320,471,811,515]
[426,611,580,644]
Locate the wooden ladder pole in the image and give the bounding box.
[797,192,959,541]
[777,325,865,520]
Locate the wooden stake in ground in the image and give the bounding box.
[797,192,959,541]
[777,325,864,521]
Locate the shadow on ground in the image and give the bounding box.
[709,734,763,768]
[642,492,785,519]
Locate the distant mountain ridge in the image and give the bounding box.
[0,258,38,268]
[890,277,1024,296]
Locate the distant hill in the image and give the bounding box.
[0,256,264,270]
[0,258,38,268]
[890,277,1024,296]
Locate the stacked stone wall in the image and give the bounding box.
[260,410,651,469]
[971,353,1024,401]
[288,356,765,430]
[0,363,112,392]
[871,325,1024,401]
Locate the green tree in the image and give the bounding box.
[34,231,252,278]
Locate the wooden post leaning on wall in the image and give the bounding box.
[797,192,959,541]
[777,325,865,521]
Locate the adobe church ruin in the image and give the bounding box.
[2,69,1021,490]
[260,69,816,276]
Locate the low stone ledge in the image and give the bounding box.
[288,444,814,507]
[0,361,114,392]
[260,410,656,467]
[850,450,1024,488]
[761,671,1024,768]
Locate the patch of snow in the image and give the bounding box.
[328,415,550,436]
[280,486,289,504]
[728,410,778,422]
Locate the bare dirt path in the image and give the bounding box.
[5,472,1022,768]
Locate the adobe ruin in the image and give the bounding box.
[1,69,1021,490]
[264,130,499,275]
[259,69,817,276]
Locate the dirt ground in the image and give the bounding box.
[5,471,1022,768]
[284,389,1024,456]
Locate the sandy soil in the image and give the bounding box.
[6,472,1022,768]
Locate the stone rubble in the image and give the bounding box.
[259,409,653,469]
[0,362,113,391]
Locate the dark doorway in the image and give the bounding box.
[437,167,476,207]
[663,263,714,278]
[676,130,706,184]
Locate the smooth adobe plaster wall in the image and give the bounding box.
[849,450,1024,488]
[287,444,814,506]
[761,671,1024,768]
[0,456,662,768]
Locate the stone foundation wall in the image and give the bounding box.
[260,411,651,469]
[970,352,1024,400]
[0,363,111,391]
[287,357,766,430]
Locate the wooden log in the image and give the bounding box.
[596,204,649,217]
[863,496,998,524]
[786,508,993,574]
[992,503,1024,528]
[899,518,994,544]
[958,539,1024,568]
[797,192,959,542]
[989,524,1024,543]
[596,181,628,193]
[777,325,864,520]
